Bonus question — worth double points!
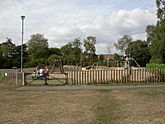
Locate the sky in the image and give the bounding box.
[0,0,157,53]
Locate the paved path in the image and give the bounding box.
[17,84,165,91]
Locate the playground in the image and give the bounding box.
[0,82,165,124]
[0,56,164,86]
[24,58,165,86]
[1,62,165,86]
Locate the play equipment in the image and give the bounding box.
[48,60,68,84]
[85,63,96,70]
[50,60,64,74]
[123,57,140,69]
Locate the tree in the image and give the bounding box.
[147,0,165,63]
[156,0,164,21]
[105,42,114,66]
[27,33,49,66]
[84,36,96,55]
[0,38,28,68]
[0,38,15,68]
[47,47,62,64]
[106,42,113,57]
[114,35,132,55]
[48,48,61,57]
[126,40,151,67]
[0,53,5,68]
[83,36,97,66]
[146,25,156,44]
[61,38,82,65]
[61,42,73,65]
[14,44,28,68]
[0,38,14,58]
[114,53,121,61]
[48,54,62,65]
[72,38,82,65]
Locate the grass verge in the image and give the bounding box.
[0,81,165,124]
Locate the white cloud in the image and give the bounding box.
[110,9,156,35]
[40,8,155,53]
[0,0,157,53]
[46,8,156,52]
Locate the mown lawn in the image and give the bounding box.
[0,82,165,124]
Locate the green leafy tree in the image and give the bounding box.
[27,33,49,66]
[148,0,165,63]
[0,54,5,68]
[83,36,97,66]
[114,35,132,55]
[0,38,28,68]
[126,40,151,67]
[48,54,62,65]
[0,38,15,68]
[61,38,82,65]
[0,38,15,58]
[61,43,73,65]
[48,48,61,57]
[84,36,96,54]
[72,38,82,65]
[12,44,28,68]
[47,47,61,65]
[0,46,6,68]
[146,25,156,44]
[114,53,121,61]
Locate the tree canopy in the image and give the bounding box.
[61,38,82,65]
[83,36,97,66]
[27,33,49,66]
[0,38,27,68]
[126,40,151,67]
[27,33,49,59]
[146,0,165,63]
[114,35,132,55]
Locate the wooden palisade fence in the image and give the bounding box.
[67,68,165,85]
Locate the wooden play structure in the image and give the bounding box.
[85,63,96,70]
[48,60,68,84]
[50,60,64,74]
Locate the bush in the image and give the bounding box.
[146,63,165,68]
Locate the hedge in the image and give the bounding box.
[146,63,165,68]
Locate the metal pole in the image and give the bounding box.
[21,16,25,73]
[21,16,25,85]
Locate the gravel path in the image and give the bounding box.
[17,84,165,91]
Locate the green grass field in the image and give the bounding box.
[0,82,165,124]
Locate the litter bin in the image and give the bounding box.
[0,72,5,78]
